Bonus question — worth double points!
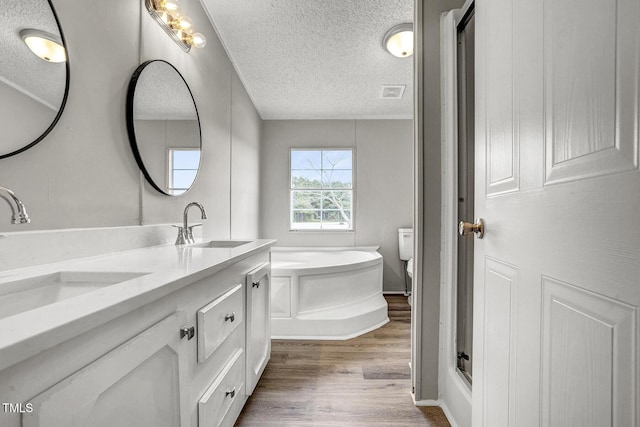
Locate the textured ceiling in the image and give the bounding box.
[134,61,199,120]
[0,0,66,110]
[199,0,414,120]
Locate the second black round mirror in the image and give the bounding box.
[126,60,201,196]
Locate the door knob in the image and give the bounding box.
[459,218,484,239]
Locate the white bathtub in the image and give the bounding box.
[270,247,389,340]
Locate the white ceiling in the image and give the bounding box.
[199,0,414,120]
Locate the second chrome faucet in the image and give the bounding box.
[175,202,207,245]
[0,185,30,225]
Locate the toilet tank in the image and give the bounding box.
[398,228,413,261]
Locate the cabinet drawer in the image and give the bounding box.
[197,284,243,363]
[198,349,245,427]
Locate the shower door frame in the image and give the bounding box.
[432,0,475,424]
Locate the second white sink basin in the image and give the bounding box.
[0,271,148,320]
[189,240,252,249]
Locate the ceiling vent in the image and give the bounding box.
[380,85,406,99]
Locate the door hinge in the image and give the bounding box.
[457,351,470,370]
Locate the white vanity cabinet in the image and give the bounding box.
[23,312,191,427]
[245,262,271,395]
[0,246,272,427]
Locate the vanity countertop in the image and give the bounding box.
[0,239,276,372]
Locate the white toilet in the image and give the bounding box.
[398,228,413,295]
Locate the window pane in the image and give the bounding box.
[322,210,350,223]
[290,149,354,231]
[322,210,351,229]
[291,169,322,188]
[292,190,321,209]
[322,170,352,188]
[291,150,321,170]
[322,150,352,170]
[172,150,200,169]
[172,169,197,189]
[292,210,321,229]
[322,190,352,210]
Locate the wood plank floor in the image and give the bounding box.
[236,295,451,427]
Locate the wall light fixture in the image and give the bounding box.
[146,0,207,52]
[20,29,66,63]
[383,23,413,58]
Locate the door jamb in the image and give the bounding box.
[437,0,474,424]
[411,0,424,401]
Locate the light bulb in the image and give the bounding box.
[386,31,413,57]
[177,16,193,32]
[383,23,414,58]
[20,29,66,63]
[163,0,181,14]
[190,32,206,48]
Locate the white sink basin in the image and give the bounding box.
[0,271,148,320]
[189,240,252,249]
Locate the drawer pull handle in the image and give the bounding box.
[224,312,235,322]
[252,281,260,288]
[225,387,236,398]
[180,326,195,340]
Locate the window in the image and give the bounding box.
[290,149,354,230]
[168,149,200,194]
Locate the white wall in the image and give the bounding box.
[231,73,261,239]
[0,81,57,155]
[0,0,261,243]
[260,119,413,292]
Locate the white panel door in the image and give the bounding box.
[472,0,640,426]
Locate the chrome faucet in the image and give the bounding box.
[175,202,207,245]
[0,185,30,225]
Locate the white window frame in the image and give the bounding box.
[167,148,200,193]
[289,147,356,232]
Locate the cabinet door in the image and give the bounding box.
[23,312,191,427]
[245,262,271,395]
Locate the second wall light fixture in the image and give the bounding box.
[146,0,206,52]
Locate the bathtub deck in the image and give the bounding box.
[235,295,451,427]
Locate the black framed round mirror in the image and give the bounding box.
[126,60,202,196]
[0,0,70,159]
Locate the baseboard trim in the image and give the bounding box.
[383,291,408,295]
[412,398,459,427]
[439,401,460,427]
[413,399,440,406]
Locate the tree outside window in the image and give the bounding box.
[290,149,353,230]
